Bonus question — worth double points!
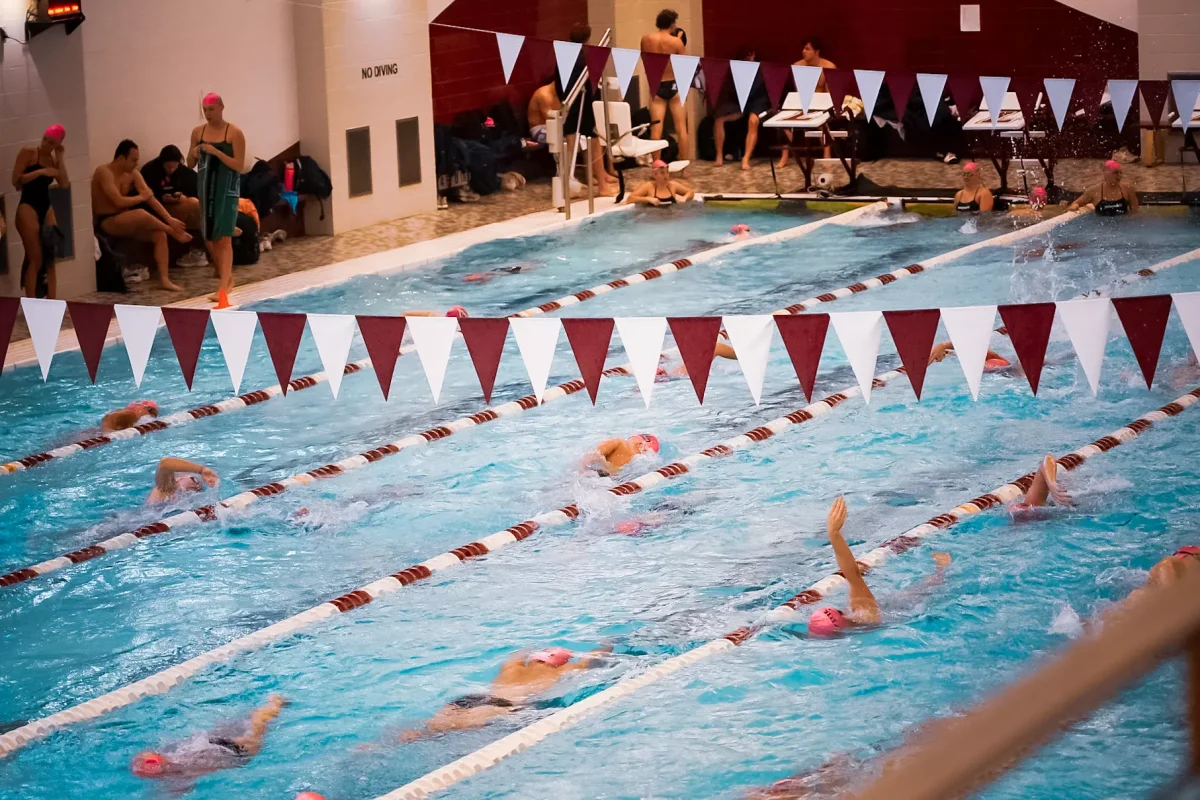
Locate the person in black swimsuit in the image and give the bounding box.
[1068,159,1138,215]
[625,159,694,205]
[953,162,994,214]
[11,124,69,298]
[641,9,690,159]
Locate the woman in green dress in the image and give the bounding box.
[188,93,246,302]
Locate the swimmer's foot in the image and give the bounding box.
[741,158,752,171]
[158,278,184,292]
[715,157,725,167]
[775,156,789,170]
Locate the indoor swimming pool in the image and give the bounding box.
[1,203,1198,799]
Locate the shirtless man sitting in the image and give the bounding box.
[147,457,219,504]
[91,139,192,291]
[527,79,561,145]
[395,647,608,741]
[583,434,660,475]
[641,9,690,160]
[777,38,836,169]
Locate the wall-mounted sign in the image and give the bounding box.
[363,63,400,80]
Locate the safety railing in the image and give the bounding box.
[554,27,611,220]
[847,567,1200,799]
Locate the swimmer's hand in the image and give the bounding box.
[932,552,952,570]
[827,496,847,533]
[200,466,220,489]
[1049,482,1073,507]
[929,342,954,364]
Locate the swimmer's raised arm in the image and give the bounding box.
[1022,454,1072,507]
[714,341,737,360]
[827,497,880,623]
[154,458,213,490]
[231,695,287,756]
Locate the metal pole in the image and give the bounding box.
[586,135,595,214]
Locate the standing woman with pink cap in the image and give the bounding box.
[952,162,994,214]
[188,93,246,300]
[10,124,69,298]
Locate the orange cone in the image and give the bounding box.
[214,288,231,310]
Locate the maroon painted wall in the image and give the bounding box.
[702,0,1137,79]
[430,0,588,125]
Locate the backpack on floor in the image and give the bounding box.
[294,155,333,221]
[241,159,283,219]
[232,212,260,266]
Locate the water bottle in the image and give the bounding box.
[284,162,295,192]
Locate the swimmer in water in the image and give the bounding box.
[463,262,537,284]
[131,695,286,787]
[1007,454,1073,518]
[952,162,994,214]
[405,306,469,318]
[625,160,694,206]
[1068,159,1138,215]
[1127,545,1200,604]
[731,223,752,239]
[656,336,739,381]
[807,496,952,636]
[101,399,159,432]
[583,433,660,475]
[927,340,1014,373]
[392,647,609,742]
[147,457,219,504]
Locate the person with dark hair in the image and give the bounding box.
[189,93,247,301]
[140,144,207,267]
[641,9,690,160]
[11,124,69,298]
[713,47,772,169]
[777,38,837,169]
[555,24,616,196]
[568,22,590,43]
[92,139,192,291]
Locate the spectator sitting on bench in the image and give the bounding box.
[140,144,208,268]
[527,79,560,145]
[92,139,192,292]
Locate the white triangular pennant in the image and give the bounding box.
[615,317,667,408]
[854,70,886,121]
[672,54,700,104]
[1056,298,1111,397]
[495,33,524,84]
[829,311,883,405]
[791,65,822,113]
[553,40,582,92]
[211,310,258,394]
[307,314,357,399]
[1044,78,1076,130]
[941,305,997,400]
[114,304,162,387]
[406,316,459,403]
[510,317,561,404]
[979,76,1010,127]
[20,297,66,381]
[1172,80,1200,131]
[610,48,641,99]
[729,60,760,112]
[1172,293,1200,363]
[722,315,774,405]
[916,73,947,127]
[1107,79,1138,133]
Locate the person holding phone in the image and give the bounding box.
[140,144,208,267]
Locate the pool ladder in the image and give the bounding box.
[548,27,613,220]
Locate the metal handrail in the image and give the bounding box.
[845,568,1200,800]
[559,28,611,220]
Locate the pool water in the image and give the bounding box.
[1,206,1198,799]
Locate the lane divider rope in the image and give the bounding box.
[379,385,1200,799]
[0,204,887,478]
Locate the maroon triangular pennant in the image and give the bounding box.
[668,317,722,404]
[824,69,857,115]
[1112,295,1173,389]
[66,302,115,383]
[562,318,614,404]
[883,309,940,400]
[1011,77,1042,126]
[458,318,509,404]
[947,74,982,120]
[998,303,1056,395]
[776,314,830,402]
[762,62,791,110]
[0,297,17,372]
[886,72,916,121]
[701,58,730,110]
[1072,78,1106,123]
[519,37,556,85]
[356,315,407,400]
[641,51,670,98]
[584,45,610,91]
[257,312,307,395]
[1140,80,1169,128]
[161,307,210,390]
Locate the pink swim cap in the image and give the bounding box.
[528,647,573,667]
[962,161,978,173]
[1031,186,1047,198]
[129,399,159,417]
[633,433,660,453]
[44,124,66,142]
[984,357,1010,370]
[616,520,646,535]
[731,224,751,234]
[808,607,848,636]
[652,159,668,169]
[445,305,469,317]
[295,793,328,800]
[1105,159,1122,172]
[202,92,223,106]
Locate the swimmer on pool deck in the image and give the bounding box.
[583,433,660,475]
[394,647,609,742]
[808,497,951,636]
[131,695,286,785]
[101,399,159,432]
[1068,160,1138,215]
[148,457,219,504]
[1008,454,1073,518]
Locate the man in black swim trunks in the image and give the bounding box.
[131,695,286,787]
[641,9,690,160]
